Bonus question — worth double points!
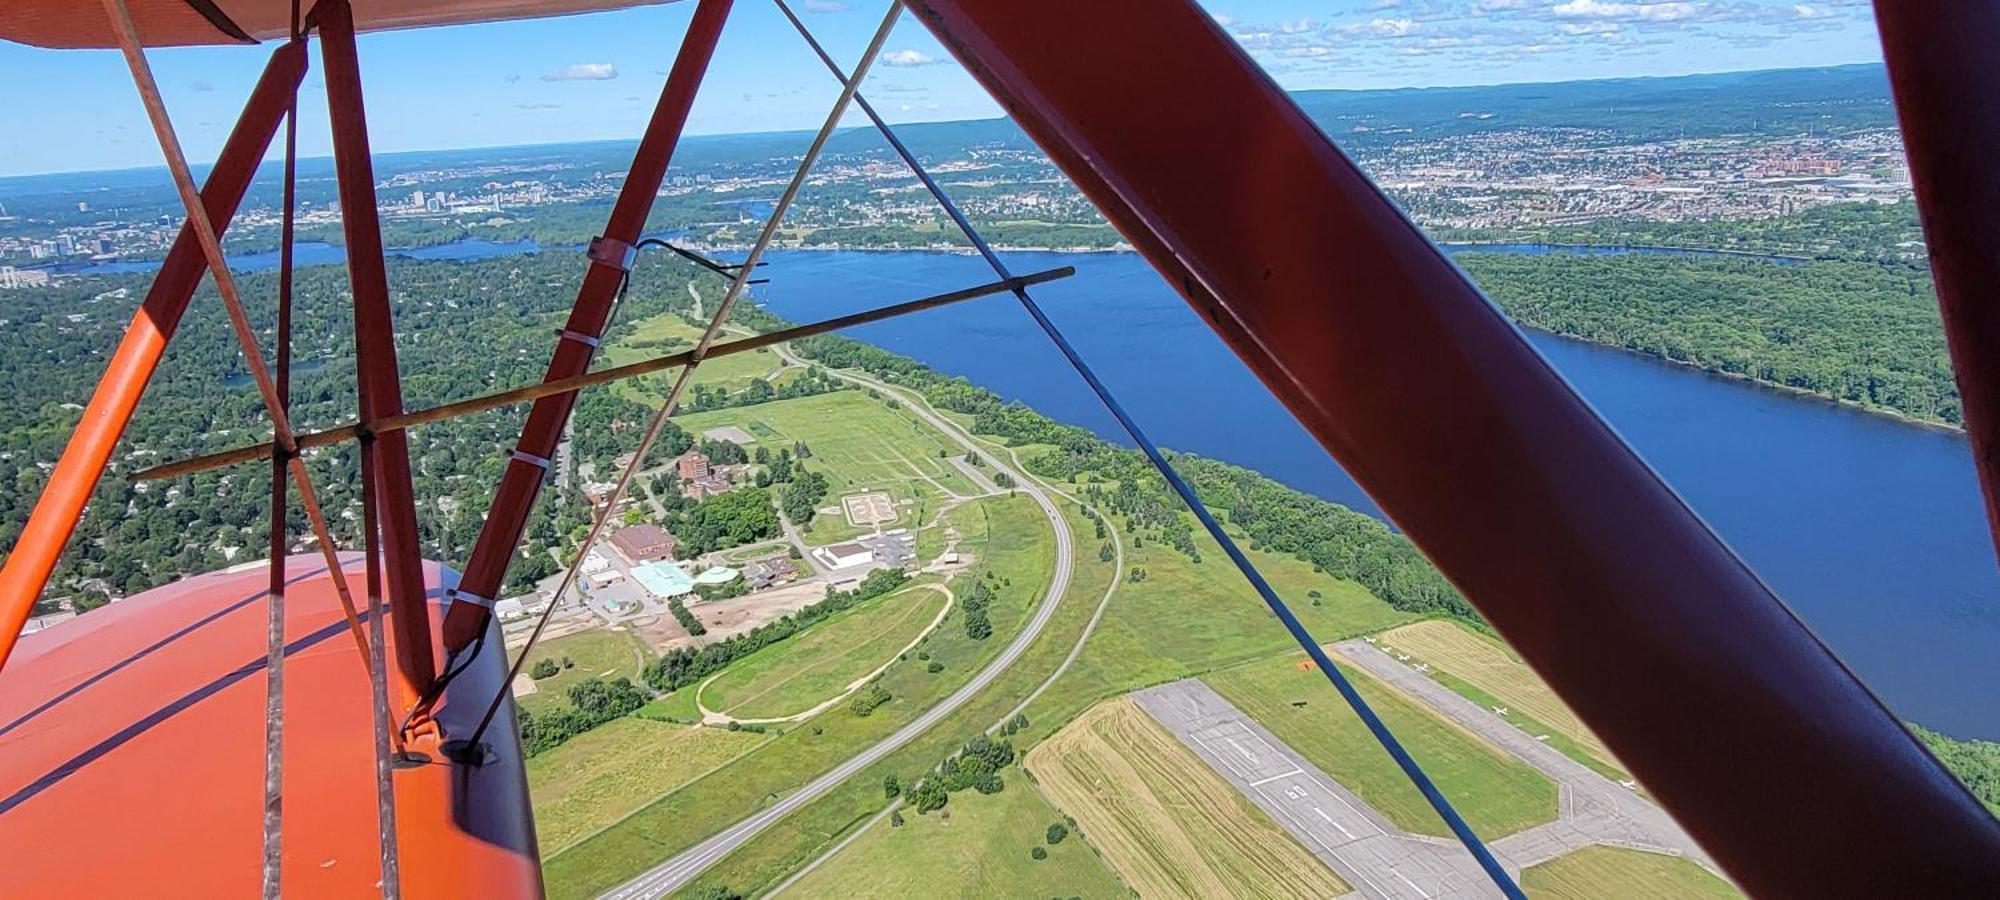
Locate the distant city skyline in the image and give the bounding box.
[0,0,1885,177]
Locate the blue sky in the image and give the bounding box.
[0,0,1883,177]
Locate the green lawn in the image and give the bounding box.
[518,628,653,716]
[542,494,1050,899]
[1523,846,1741,899]
[636,689,702,724]
[781,784,1129,899]
[700,584,950,720]
[527,717,772,854]
[1205,652,1558,839]
[671,390,978,542]
[601,311,780,399]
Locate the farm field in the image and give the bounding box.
[516,628,653,716]
[672,390,983,541]
[700,583,951,720]
[1523,846,1742,899]
[781,772,1129,899]
[526,717,772,853]
[1205,651,1559,839]
[1027,696,1347,899]
[1380,620,1622,772]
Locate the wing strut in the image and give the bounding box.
[907,0,2000,893]
[0,41,305,672]
[437,0,736,665]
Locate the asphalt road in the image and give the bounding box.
[601,349,1077,899]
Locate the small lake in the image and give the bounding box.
[751,249,2000,741]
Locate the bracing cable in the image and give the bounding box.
[774,1,1525,894]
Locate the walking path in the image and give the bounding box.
[693,584,954,726]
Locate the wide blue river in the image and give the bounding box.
[65,238,1998,737]
[749,249,2000,740]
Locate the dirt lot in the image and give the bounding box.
[629,579,827,652]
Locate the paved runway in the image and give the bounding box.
[1135,681,1498,899]
[1136,658,1723,899]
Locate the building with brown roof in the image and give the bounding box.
[608,523,678,564]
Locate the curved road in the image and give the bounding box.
[602,348,1076,899]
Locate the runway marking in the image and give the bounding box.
[1394,870,1433,899]
[1249,767,1305,787]
[1313,806,1355,840]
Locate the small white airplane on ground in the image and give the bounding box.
[1492,706,1510,716]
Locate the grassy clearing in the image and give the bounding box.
[1523,846,1741,899]
[672,391,974,542]
[542,495,1047,899]
[1206,651,1558,839]
[602,311,778,398]
[528,718,772,853]
[701,585,950,720]
[781,774,1129,899]
[1028,697,1346,899]
[1381,620,1622,771]
[637,689,702,724]
[518,628,652,716]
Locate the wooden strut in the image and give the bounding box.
[126,267,1073,483]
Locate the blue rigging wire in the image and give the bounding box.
[773,2,1524,894]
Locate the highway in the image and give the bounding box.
[601,346,1077,899]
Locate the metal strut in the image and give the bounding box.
[775,0,1523,893]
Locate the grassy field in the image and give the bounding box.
[1028,697,1347,899]
[601,310,780,399]
[1523,847,1741,899]
[781,775,1129,899]
[518,628,653,716]
[1381,620,1622,772]
[527,718,772,853]
[700,584,950,720]
[1206,652,1558,839]
[542,494,1051,899]
[671,390,983,541]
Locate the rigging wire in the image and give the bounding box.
[258,6,302,896]
[457,0,907,754]
[774,1,1525,894]
[359,435,404,898]
[97,0,375,672]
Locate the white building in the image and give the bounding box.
[811,542,875,570]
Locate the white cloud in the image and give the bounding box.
[879,49,943,67]
[1792,3,1833,18]
[1551,1,1699,22]
[1280,17,1317,33]
[542,63,617,82]
[801,0,852,11]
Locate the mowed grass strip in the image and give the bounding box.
[517,628,652,716]
[1382,620,1620,769]
[1522,846,1741,899]
[1206,652,1558,839]
[780,773,1129,899]
[1028,697,1347,899]
[700,585,949,720]
[527,718,772,853]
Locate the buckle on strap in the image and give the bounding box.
[587,235,637,272]
[557,328,601,348]
[509,450,552,470]
[449,588,494,609]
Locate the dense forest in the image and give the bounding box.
[0,249,707,609]
[1458,251,1959,426]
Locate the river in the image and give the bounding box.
[62,238,1997,738]
[748,249,1999,741]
